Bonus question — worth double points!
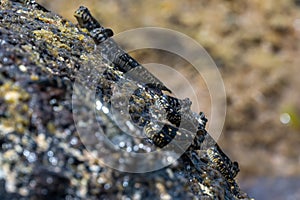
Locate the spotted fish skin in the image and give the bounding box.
[74,6,104,33]
[74,6,171,93]
[74,6,242,198]
[207,144,241,196]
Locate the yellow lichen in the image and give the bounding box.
[37,16,57,24]
[47,122,56,134]
[0,82,31,134]
[30,74,39,81]
[33,29,57,41]
[57,43,71,51]
[77,34,85,41]
[33,29,71,51]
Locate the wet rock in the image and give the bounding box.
[0,1,251,199]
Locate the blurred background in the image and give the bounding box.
[37,0,300,199]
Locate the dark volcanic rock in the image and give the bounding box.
[0,1,251,199]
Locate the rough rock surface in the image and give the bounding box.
[0,1,251,199]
